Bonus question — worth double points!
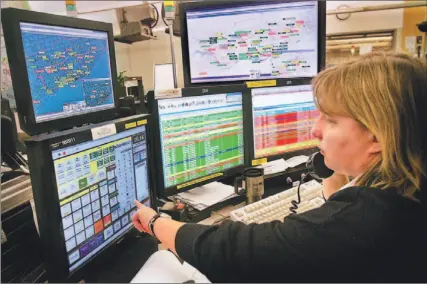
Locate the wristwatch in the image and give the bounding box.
[147,212,170,239]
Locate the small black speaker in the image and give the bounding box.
[1,115,17,155]
[1,98,18,140]
[417,21,427,33]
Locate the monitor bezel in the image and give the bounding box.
[152,84,249,197]
[244,78,319,166]
[25,114,154,282]
[1,8,119,136]
[180,0,326,87]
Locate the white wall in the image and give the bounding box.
[76,1,143,14]
[125,2,184,90]
[127,32,184,90]
[27,1,406,35]
[28,1,144,16]
[326,1,404,34]
[28,1,67,16]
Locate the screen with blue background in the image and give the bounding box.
[20,22,115,122]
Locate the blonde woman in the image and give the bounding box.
[132,53,427,282]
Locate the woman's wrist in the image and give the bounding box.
[153,217,185,254]
[148,213,174,237]
[139,210,157,235]
[148,213,163,237]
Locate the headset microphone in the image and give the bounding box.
[306,152,334,179]
[289,152,333,214]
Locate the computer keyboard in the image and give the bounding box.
[230,180,324,224]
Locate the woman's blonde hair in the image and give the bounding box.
[312,53,427,198]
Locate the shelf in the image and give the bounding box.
[114,33,157,44]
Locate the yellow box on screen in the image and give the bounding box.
[176,173,223,190]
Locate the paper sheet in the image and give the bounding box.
[259,159,287,175]
[257,155,309,175]
[405,36,416,53]
[154,64,176,91]
[174,182,237,211]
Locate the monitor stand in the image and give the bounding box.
[81,230,158,283]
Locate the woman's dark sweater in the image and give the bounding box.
[176,187,427,282]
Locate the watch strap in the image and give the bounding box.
[148,213,162,238]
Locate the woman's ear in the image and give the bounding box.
[368,134,381,154]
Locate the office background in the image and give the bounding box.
[2,1,426,97]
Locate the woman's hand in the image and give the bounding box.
[322,172,349,200]
[132,200,157,235]
[132,200,185,254]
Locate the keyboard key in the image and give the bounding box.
[230,180,324,224]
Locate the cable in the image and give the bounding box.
[19,165,30,175]
[211,210,230,225]
[289,173,308,215]
[212,216,230,225]
[150,4,159,29]
[161,2,170,27]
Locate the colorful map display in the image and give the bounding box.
[20,22,114,122]
[252,85,319,158]
[158,93,244,188]
[186,1,318,83]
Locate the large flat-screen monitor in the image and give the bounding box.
[153,85,247,197]
[1,8,118,135]
[26,115,152,282]
[180,0,326,86]
[245,79,319,164]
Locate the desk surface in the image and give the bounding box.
[158,203,243,252]
[197,202,244,225]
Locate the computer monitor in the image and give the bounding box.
[180,0,326,87]
[1,8,119,135]
[152,85,247,197]
[25,115,152,282]
[245,79,319,165]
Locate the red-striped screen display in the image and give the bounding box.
[252,84,319,158]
